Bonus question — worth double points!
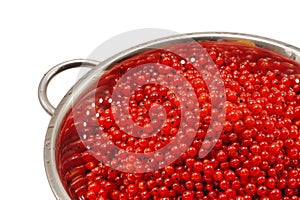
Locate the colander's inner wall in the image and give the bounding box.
[54,40,300,199]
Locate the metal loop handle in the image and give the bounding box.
[38,59,100,116]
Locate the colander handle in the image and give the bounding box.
[38,59,100,116]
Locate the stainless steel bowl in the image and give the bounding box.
[39,32,300,199]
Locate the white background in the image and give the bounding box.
[0,0,299,199]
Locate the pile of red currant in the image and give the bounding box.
[57,41,300,200]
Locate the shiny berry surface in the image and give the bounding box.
[56,41,300,199]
